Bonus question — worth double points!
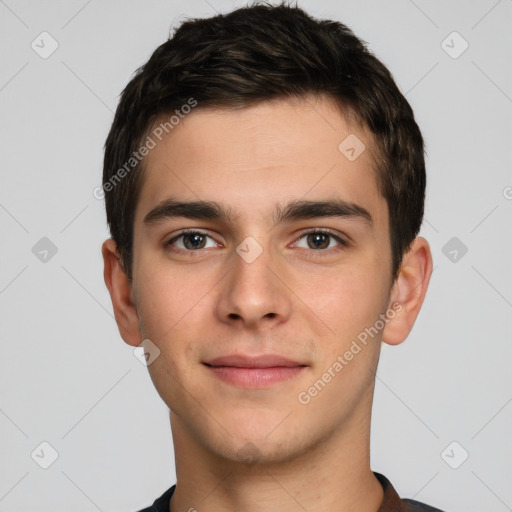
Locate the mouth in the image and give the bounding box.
[203,354,308,389]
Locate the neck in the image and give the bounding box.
[168,405,383,512]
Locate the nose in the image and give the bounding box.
[214,241,292,331]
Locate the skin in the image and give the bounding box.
[102,94,433,512]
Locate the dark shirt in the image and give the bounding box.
[136,472,445,511]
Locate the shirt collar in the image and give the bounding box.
[374,472,407,511]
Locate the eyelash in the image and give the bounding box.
[164,228,349,257]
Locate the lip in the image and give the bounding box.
[205,354,304,368]
[203,354,308,389]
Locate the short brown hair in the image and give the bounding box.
[103,2,426,282]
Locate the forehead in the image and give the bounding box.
[134,95,387,229]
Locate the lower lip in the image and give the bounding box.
[205,365,306,389]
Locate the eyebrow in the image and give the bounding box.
[143,197,373,228]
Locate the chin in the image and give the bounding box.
[229,432,323,467]
[200,415,322,467]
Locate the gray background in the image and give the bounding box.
[1,0,511,511]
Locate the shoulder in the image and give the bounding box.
[402,498,446,511]
[133,485,176,512]
[374,472,446,512]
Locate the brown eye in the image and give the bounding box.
[166,230,217,252]
[306,232,330,249]
[181,233,207,250]
[294,230,347,251]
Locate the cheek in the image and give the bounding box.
[304,265,386,340]
[135,263,212,373]
[136,265,198,338]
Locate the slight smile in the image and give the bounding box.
[203,354,308,389]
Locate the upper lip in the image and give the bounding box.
[204,354,306,368]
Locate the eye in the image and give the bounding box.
[165,230,218,252]
[293,229,348,251]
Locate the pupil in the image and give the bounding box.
[185,233,205,250]
[308,233,329,249]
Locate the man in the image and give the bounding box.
[101,3,442,511]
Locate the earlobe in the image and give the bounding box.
[381,237,433,346]
[101,238,142,347]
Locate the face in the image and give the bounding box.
[124,95,400,463]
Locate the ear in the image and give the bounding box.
[101,238,142,347]
[382,236,433,346]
